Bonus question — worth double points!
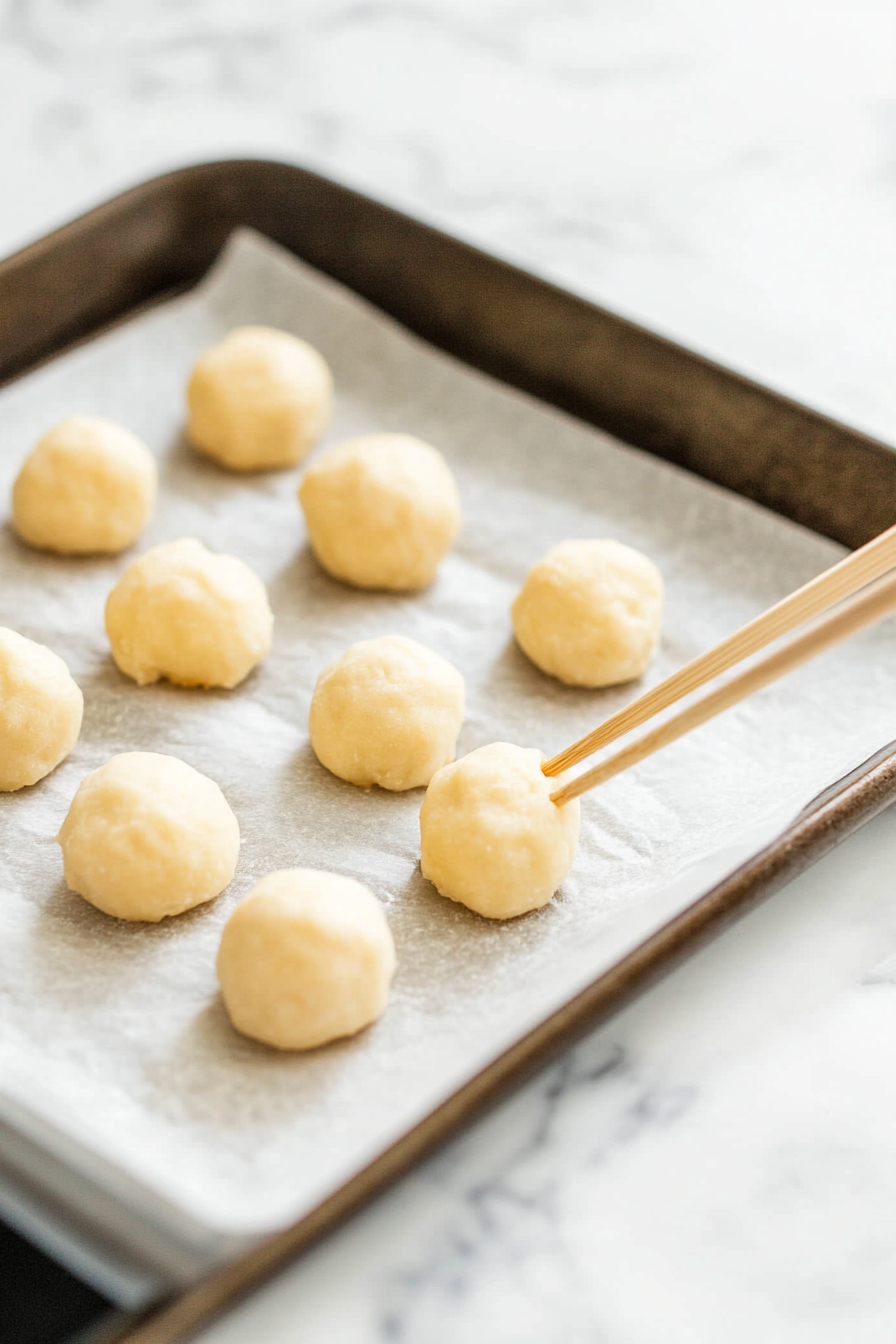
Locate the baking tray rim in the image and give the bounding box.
[2,159,896,1342]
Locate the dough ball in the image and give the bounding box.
[420,742,580,920]
[309,636,465,791]
[217,869,397,1050]
[512,539,663,688]
[11,415,157,554]
[298,433,461,590]
[105,537,273,689]
[187,326,333,471]
[0,628,83,791]
[57,751,240,921]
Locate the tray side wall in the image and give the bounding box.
[2,159,895,548]
[119,747,896,1344]
[5,161,896,1343]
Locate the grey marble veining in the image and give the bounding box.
[2,2,896,1341]
[202,809,896,1344]
[2,0,895,442]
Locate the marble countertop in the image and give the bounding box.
[2,3,896,1341]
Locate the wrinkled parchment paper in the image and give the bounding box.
[2,231,895,1257]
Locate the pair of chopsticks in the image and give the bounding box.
[545,522,896,806]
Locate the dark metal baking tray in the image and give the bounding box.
[2,160,895,1344]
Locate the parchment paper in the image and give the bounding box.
[2,230,895,1250]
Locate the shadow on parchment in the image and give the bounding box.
[27,877,224,1011]
[139,986,388,1129]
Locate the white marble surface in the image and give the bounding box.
[2,2,896,1340]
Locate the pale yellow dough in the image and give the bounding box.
[105,538,273,688]
[512,539,663,688]
[217,869,397,1050]
[309,636,465,791]
[12,416,157,554]
[57,752,240,921]
[187,326,333,471]
[0,628,83,791]
[298,433,461,590]
[419,742,580,920]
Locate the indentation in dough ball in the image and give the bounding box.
[309,636,465,791]
[512,539,663,688]
[217,869,397,1050]
[0,628,83,791]
[187,326,333,471]
[12,416,157,554]
[298,433,461,590]
[420,742,580,920]
[57,752,240,921]
[105,538,273,689]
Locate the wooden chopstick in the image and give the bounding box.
[543,521,896,778]
[550,566,896,806]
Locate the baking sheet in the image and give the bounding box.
[1,229,895,1247]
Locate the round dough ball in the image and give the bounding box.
[105,537,273,689]
[0,628,83,791]
[217,869,397,1050]
[298,433,461,590]
[12,415,157,554]
[420,742,580,920]
[512,539,663,688]
[187,326,333,471]
[309,636,465,791]
[57,751,240,921]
